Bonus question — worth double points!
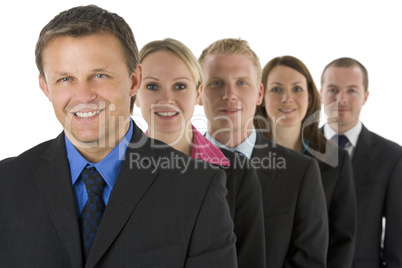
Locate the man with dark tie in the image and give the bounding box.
[0,5,237,267]
[198,38,329,267]
[320,57,402,268]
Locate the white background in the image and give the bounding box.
[1,0,401,160]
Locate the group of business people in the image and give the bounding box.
[0,4,401,268]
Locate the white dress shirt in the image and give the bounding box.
[324,122,362,158]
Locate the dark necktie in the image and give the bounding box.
[79,167,106,261]
[332,134,349,148]
[233,150,245,157]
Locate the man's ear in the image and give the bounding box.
[39,74,52,102]
[197,84,204,106]
[363,90,369,105]
[129,64,142,97]
[256,83,264,105]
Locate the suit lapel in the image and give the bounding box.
[251,133,276,201]
[352,125,376,185]
[86,124,159,268]
[34,133,83,267]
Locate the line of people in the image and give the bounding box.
[1,4,401,268]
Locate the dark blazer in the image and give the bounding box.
[220,148,265,268]
[0,123,237,268]
[305,143,357,268]
[251,133,329,268]
[351,125,402,268]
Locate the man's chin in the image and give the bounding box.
[66,130,103,148]
[210,124,240,136]
[326,117,339,124]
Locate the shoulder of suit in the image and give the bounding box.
[365,128,402,157]
[0,138,55,170]
[149,140,223,177]
[261,136,315,162]
[254,132,317,168]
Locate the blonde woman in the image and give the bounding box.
[136,38,265,267]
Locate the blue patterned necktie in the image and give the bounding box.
[79,167,106,261]
[332,134,349,148]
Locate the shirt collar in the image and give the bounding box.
[65,120,134,189]
[324,121,362,147]
[191,125,230,166]
[205,127,257,159]
[144,126,230,166]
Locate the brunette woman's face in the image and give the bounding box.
[264,65,309,129]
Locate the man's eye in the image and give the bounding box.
[238,81,246,85]
[210,81,222,86]
[95,74,106,78]
[146,84,157,90]
[59,77,70,82]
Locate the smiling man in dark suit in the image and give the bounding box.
[0,5,237,267]
[320,57,402,268]
[198,38,329,268]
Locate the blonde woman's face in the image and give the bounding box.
[136,51,200,135]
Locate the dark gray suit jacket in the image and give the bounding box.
[305,143,357,268]
[0,123,237,267]
[351,125,402,268]
[219,148,265,268]
[251,133,329,268]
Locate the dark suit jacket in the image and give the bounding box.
[251,133,329,268]
[351,125,402,268]
[0,123,237,268]
[305,143,357,268]
[219,148,265,268]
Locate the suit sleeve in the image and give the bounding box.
[383,152,402,268]
[327,150,357,268]
[234,165,266,268]
[185,168,237,268]
[284,159,329,268]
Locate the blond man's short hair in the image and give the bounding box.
[199,38,262,85]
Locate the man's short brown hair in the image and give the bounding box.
[321,57,369,91]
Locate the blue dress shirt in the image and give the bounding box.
[65,120,134,218]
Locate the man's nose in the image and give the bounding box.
[223,84,238,101]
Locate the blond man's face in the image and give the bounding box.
[200,53,263,136]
